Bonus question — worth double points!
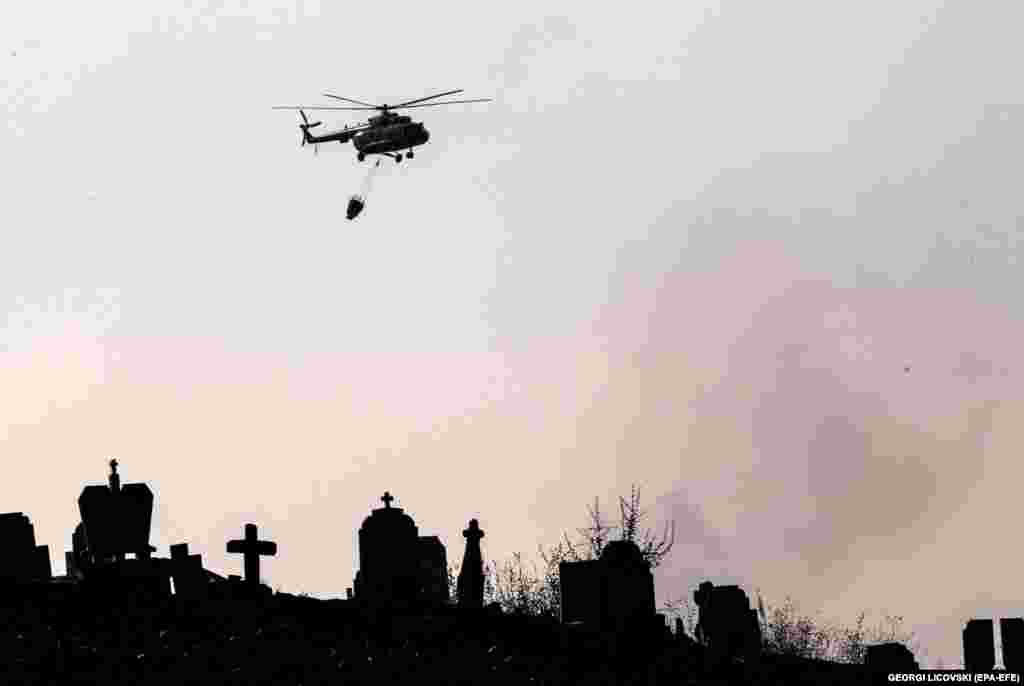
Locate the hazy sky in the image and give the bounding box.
[3,0,1023,669]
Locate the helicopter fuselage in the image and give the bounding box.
[305,118,429,159]
[353,121,429,155]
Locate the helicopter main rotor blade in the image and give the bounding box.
[389,89,464,109]
[392,98,493,110]
[322,93,379,108]
[273,105,378,111]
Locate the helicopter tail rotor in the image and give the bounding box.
[297,109,322,148]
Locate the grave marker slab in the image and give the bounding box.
[0,512,52,583]
[1002,618,1023,672]
[963,619,995,672]
[559,540,656,634]
[693,581,761,664]
[170,542,206,598]
[559,559,602,626]
[418,535,449,607]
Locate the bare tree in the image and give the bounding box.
[616,484,675,568]
[566,484,677,566]
[490,553,551,616]
[578,498,611,560]
[760,595,916,664]
[762,596,837,660]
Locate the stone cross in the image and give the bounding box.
[381,491,394,508]
[464,518,483,542]
[457,518,485,609]
[226,524,277,585]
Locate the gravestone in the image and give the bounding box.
[560,559,602,626]
[559,540,656,632]
[457,519,485,609]
[70,522,88,572]
[76,460,155,565]
[693,581,761,665]
[226,524,277,586]
[963,619,995,672]
[170,543,206,599]
[417,535,449,607]
[354,492,442,611]
[865,642,918,672]
[0,512,51,583]
[600,540,656,631]
[1001,618,1024,672]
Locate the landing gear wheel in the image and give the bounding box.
[396,154,403,163]
[357,152,366,162]
[407,151,414,159]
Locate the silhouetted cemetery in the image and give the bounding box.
[1,461,1021,683]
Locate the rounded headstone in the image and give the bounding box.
[600,540,647,568]
[357,494,421,609]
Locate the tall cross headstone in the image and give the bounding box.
[457,518,485,609]
[106,458,121,561]
[108,458,120,493]
[226,524,277,586]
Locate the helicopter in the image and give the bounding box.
[273,89,491,163]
